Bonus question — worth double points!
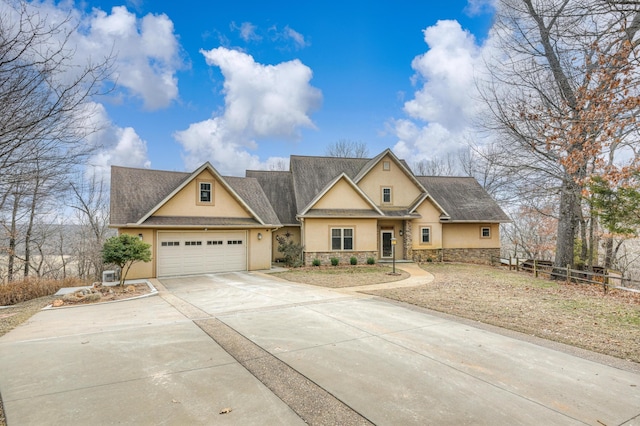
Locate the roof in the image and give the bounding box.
[110,165,281,227]
[111,166,190,225]
[245,170,297,225]
[416,176,511,223]
[289,155,369,212]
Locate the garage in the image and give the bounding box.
[157,231,247,276]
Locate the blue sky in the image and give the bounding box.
[19,1,496,177]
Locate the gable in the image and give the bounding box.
[153,169,252,218]
[413,196,447,221]
[312,177,374,210]
[357,153,423,206]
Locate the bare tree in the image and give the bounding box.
[412,152,459,176]
[480,0,640,269]
[325,139,370,158]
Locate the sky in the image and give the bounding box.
[16,0,496,177]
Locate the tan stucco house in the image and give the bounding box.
[110,148,510,279]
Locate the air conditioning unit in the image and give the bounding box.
[102,270,117,283]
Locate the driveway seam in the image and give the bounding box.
[156,284,373,425]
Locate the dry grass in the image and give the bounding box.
[273,265,409,288]
[367,263,640,363]
[0,277,88,306]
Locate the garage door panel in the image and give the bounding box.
[158,231,246,277]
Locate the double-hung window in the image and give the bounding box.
[382,187,392,204]
[331,228,354,251]
[420,227,431,244]
[199,182,212,203]
[481,226,491,238]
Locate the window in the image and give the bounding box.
[207,240,223,245]
[383,161,390,171]
[185,241,202,246]
[227,240,243,245]
[382,187,392,204]
[199,181,212,203]
[161,241,180,247]
[481,226,491,238]
[331,228,353,251]
[420,227,431,244]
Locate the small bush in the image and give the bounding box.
[426,257,433,262]
[312,258,321,267]
[330,257,339,266]
[0,277,87,306]
[275,235,304,267]
[350,256,358,265]
[366,257,376,265]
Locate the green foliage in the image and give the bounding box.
[102,234,152,286]
[589,176,640,237]
[350,256,357,265]
[275,235,303,267]
[330,257,339,266]
[312,258,321,267]
[366,257,375,265]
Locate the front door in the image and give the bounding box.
[381,230,394,258]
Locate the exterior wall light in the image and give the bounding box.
[138,234,143,240]
[257,232,263,240]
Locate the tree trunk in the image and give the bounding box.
[554,179,579,270]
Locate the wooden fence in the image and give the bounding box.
[492,256,640,294]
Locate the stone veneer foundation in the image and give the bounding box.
[410,248,500,265]
[304,251,378,266]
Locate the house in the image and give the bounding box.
[110,149,510,279]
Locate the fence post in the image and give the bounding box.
[516,257,519,272]
[534,259,538,278]
[604,270,609,295]
[566,264,570,282]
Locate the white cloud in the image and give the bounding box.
[392,20,484,161]
[81,6,182,110]
[283,26,308,49]
[176,48,321,175]
[83,103,151,182]
[232,21,261,42]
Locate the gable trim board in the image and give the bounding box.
[110,149,510,279]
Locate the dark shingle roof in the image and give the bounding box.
[141,216,262,226]
[289,156,369,212]
[110,165,281,227]
[417,176,511,222]
[246,170,298,225]
[224,176,281,226]
[111,166,190,225]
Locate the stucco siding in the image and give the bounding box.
[303,218,378,252]
[358,154,422,206]
[442,223,501,249]
[272,226,301,262]
[312,178,371,210]
[154,170,251,218]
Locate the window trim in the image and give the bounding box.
[381,186,393,204]
[197,179,214,205]
[480,226,491,239]
[331,227,354,251]
[420,226,431,245]
[382,160,391,171]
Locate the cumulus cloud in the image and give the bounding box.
[175,47,321,175]
[83,103,151,182]
[392,20,484,162]
[231,21,261,42]
[80,6,182,110]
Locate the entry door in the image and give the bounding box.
[381,231,394,258]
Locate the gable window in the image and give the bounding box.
[331,228,354,251]
[199,182,212,203]
[383,161,390,171]
[420,227,431,244]
[481,226,491,239]
[382,187,392,204]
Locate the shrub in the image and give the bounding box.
[366,257,376,265]
[350,256,358,265]
[103,234,152,286]
[330,257,339,266]
[275,235,304,267]
[0,277,87,306]
[312,258,321,267]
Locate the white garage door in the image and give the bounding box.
[157,231,247,277]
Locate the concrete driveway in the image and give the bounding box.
[1,268,639,425]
